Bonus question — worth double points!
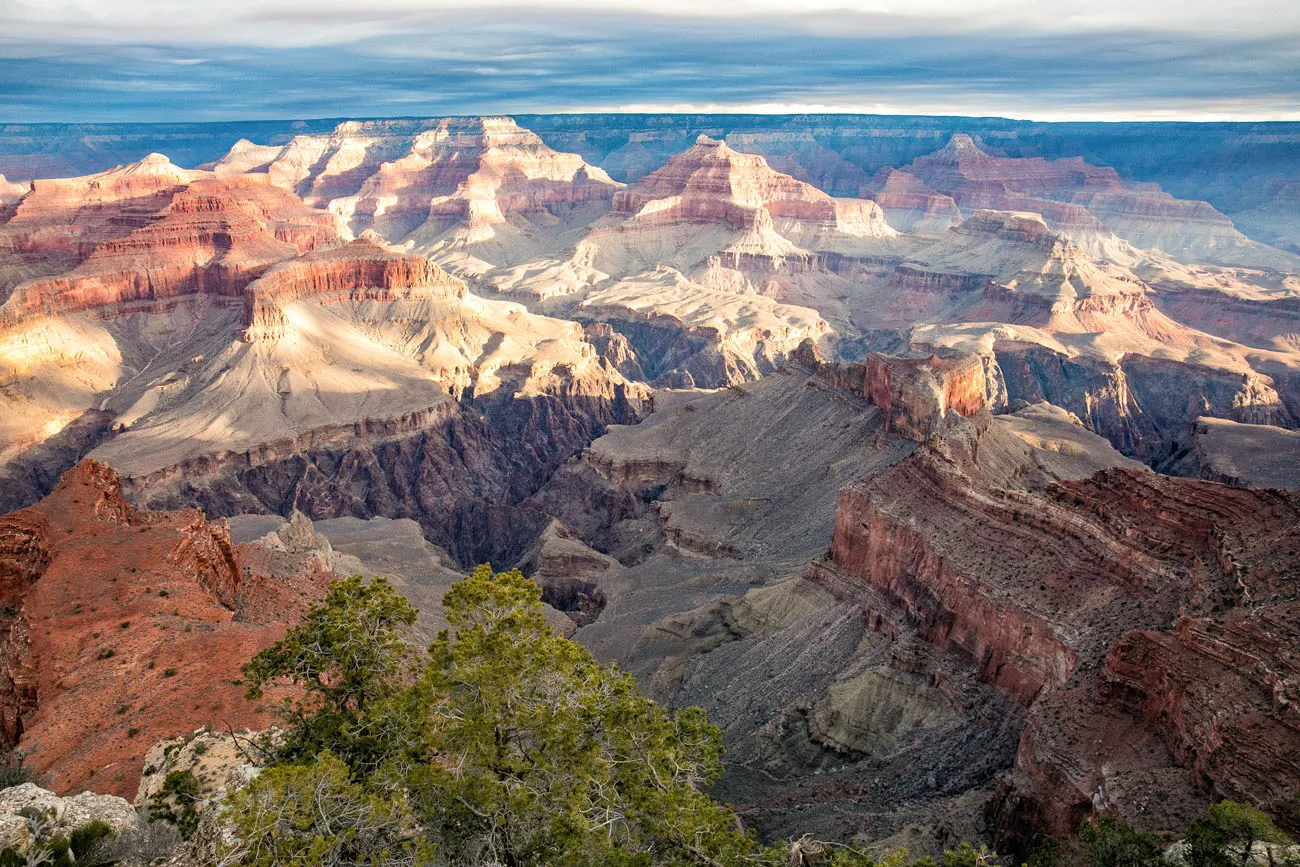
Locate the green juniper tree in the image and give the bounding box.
[229,568,781,867]
[225,567,1061,867]
[1184,801,1294,867]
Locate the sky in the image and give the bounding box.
[1,0,1299,123]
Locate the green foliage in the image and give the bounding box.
[223,751,427,867]
[1079,816,1164,867]
[242,574,417,771]
[228,568,779,867]
[1022,835,1067,867]
[941,843,999,866]
[412,564,769,866]
[148,769,202,839]
[0,818,114,867]
[1184,801,1293,867]
[0,752,38,789]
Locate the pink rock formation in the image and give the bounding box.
[861,167,961,233]
[611,135,889,235]
[2,175,338,323]
[241,238,463,340]
[723,131,873,197]
[215,117,621,244]
[900,134,1286,266]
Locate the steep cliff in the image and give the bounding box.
[0,460,329,797]
[2,176,338,324]
[825,417,1300,844]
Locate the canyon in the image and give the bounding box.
[0,113,1297,859]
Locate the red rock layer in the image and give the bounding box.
[1101,606,1300,816]
[2,177,339,323]
[0,460,329,797]
[814,353,988,439]
[240,238,464,340]
[861,167,961,231]
[0,155,193,264]
[827,421,1300,838]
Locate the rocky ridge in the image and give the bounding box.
[0,460,330,797]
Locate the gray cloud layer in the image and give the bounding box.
[1,4,1297,121]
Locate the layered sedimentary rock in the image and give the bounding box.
[721,131,872,198]
[212,117,622,275]
[987,345,1298,465]
[0,154,202,300]
[813,352,988,440]
[539,363,1154,854]
[899,134,1295,269]
[240,238,463,340]
[575,268,830,387]
[600,135,894,264]
[0,148,649,581]
[2,174,338,323]
[826,415,1300,843]
[1231,182,1300,254]
[861,168,961,234]
[0,460,329,797]
[848,209,1300,464]
[498,136,900,384]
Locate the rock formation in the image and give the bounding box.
[0,460,330,797]
[2,174,338,324]
[0,784,138,854]
[899,134,1296,269]
[212,117,622,275]
[1190,417,1300,488]
[826,416,1300,844]
[861,167,962,234]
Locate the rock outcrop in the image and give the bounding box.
[0,460,329,797]
[1191,416,1300,488]
[900,134,1295,269]
[861,167,961,234]
[240,238,463,340]
[825,416,1300,844]
[212,117,622,275]
[2,175,338,324]
[813,352,988,440]
[599,135,895,266]
[0,784,137,855]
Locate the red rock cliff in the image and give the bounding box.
[0,460,328,797]
[826,418,1300,841]
[241,238,465,340]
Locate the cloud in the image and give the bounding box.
[0,3,1296,121]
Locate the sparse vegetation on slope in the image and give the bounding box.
[225,570,1008,867]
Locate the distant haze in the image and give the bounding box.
[1,0,1297,122]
